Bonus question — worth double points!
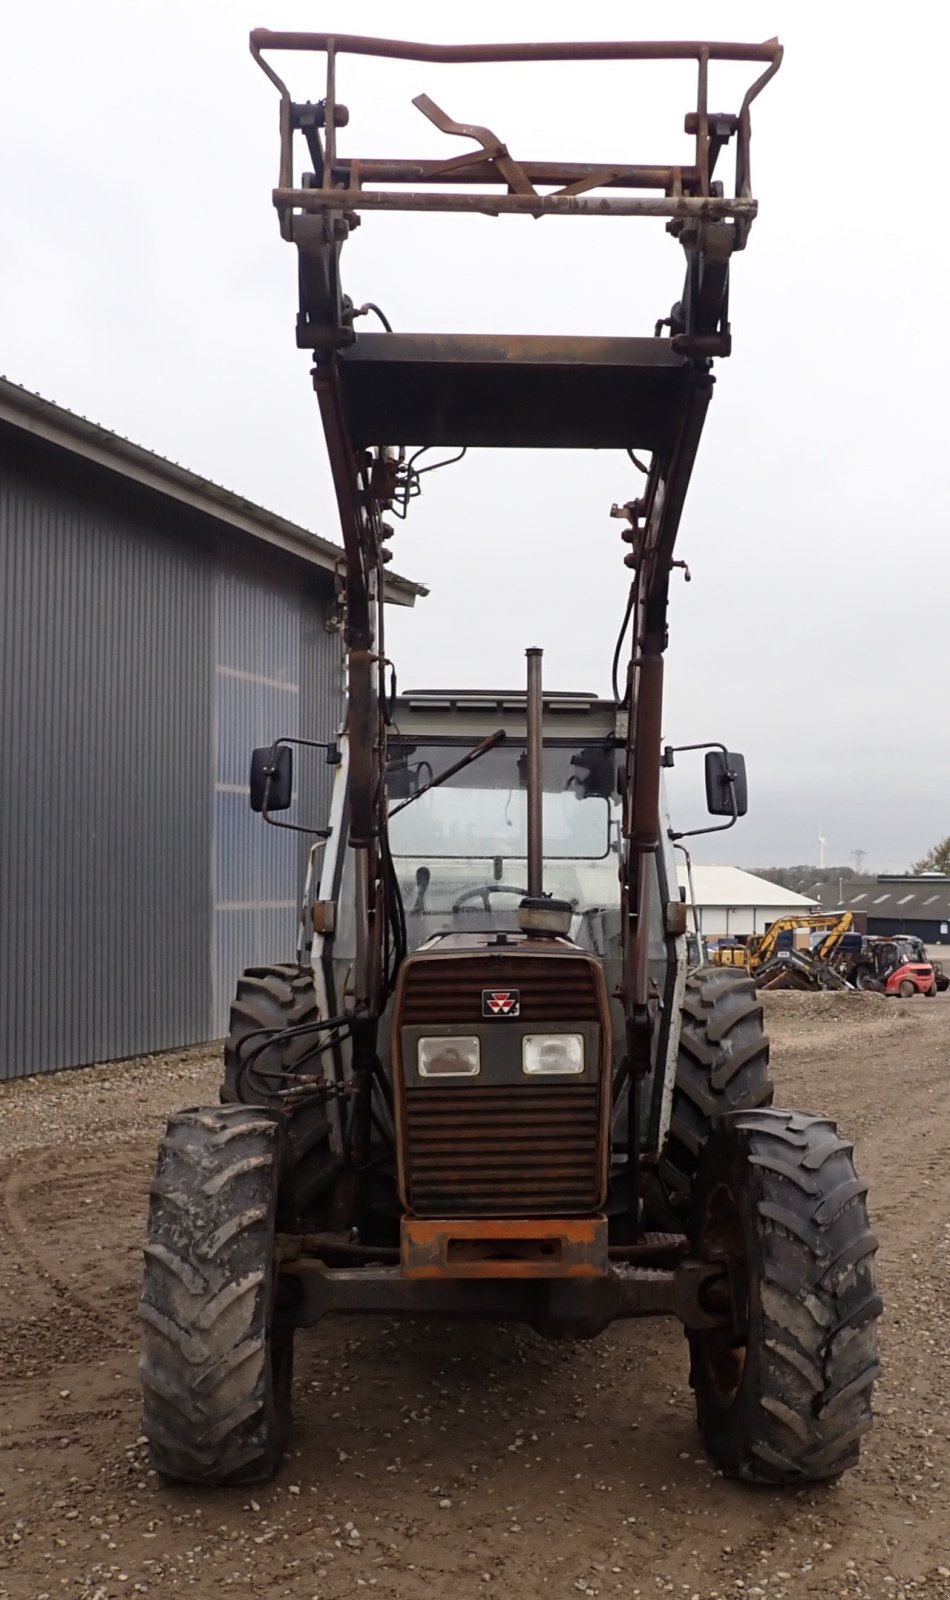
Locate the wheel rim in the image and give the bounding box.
[700,1181,749,1406]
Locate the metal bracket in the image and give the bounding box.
[412,94,537,196]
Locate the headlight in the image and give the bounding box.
[417,1036,481,1078]
[522,1034,585,1075]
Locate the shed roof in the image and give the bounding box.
[812,878,950,921]
[677,864,818,910]
[0,376,426,606]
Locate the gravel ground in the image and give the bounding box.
[1,993,949,1599]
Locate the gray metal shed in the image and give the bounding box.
[0,379,424,1078]
[812,876,950,944]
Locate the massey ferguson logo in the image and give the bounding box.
[482,989,520,1017]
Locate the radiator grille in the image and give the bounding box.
[404,1083,602,1216]
[400,955,600,1025]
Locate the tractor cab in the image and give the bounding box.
[312,688,679,1110]
[385,690,623,951]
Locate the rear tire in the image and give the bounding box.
[652,969,772,1226]
[898,979,916,999]
[688,1108,881,1484]
[139,1105,292,1484]
[223,964,322,1104]
[222,964,338,1221]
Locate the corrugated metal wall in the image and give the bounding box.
[0,428,343,1078]
[211,568,342,1034]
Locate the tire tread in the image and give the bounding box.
[690,1107,881,1484]
[139,1104,291,1484]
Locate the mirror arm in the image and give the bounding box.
[667,800,738,844]
[663,738,730,764]
[664,739,741,840]
[270,734,341,763]
[262,797,333,839]
[261,735,338,837]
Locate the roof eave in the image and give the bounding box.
[0,377,427,607]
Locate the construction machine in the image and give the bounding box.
[709,940,751,969]
[139,30,880,1488]
[893,934,943,982]
[746,911,855,988]
[846,936,936,997]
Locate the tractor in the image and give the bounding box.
[139,28,880,1488]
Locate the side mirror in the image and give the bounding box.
[250,744,293,813]
[705,750,748,818]
[569,744,618,800]
[387,764,417,801]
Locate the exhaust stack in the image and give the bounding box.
[526,647,543,899]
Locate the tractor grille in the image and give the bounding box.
[400,955,601,1024]
[404,1082,602,1216]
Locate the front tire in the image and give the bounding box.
[139,1105,293,1484]
[688,1108,881,1484]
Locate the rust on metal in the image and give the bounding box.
[250,31,781,64]
[396,948,607,1024]
[283,1255,728,1335]
[400,1216,608,1280]
[273,188,760,221]
[390,947,613,1217]
[525,648,543,898]
[252,30,780,248]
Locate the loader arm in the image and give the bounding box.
[250,29,782,1077]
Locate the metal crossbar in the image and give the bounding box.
[252,31,781,244]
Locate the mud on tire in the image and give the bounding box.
[139,1105,292,1485]
[688,1107,882,1484]
[655,968,772,1222]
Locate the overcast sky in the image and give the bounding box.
[2,3,945,871]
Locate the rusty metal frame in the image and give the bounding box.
[282,1252,726,1336]
[250,28,781,1195]
[251,32,781,237]
[400,1216,608,1280]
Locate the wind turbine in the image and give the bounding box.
[818,827,828,870]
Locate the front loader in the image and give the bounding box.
[139,29,881,1487]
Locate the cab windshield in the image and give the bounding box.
[386,738,621,948]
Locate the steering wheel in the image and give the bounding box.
[451,883,530,914]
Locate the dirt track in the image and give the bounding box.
[2,993,950,1600]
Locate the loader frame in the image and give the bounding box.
[250,28,781,1099]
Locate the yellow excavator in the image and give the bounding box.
[711,912,854,975]
[749,911,853,971]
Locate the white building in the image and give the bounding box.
[676,865,817,938]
